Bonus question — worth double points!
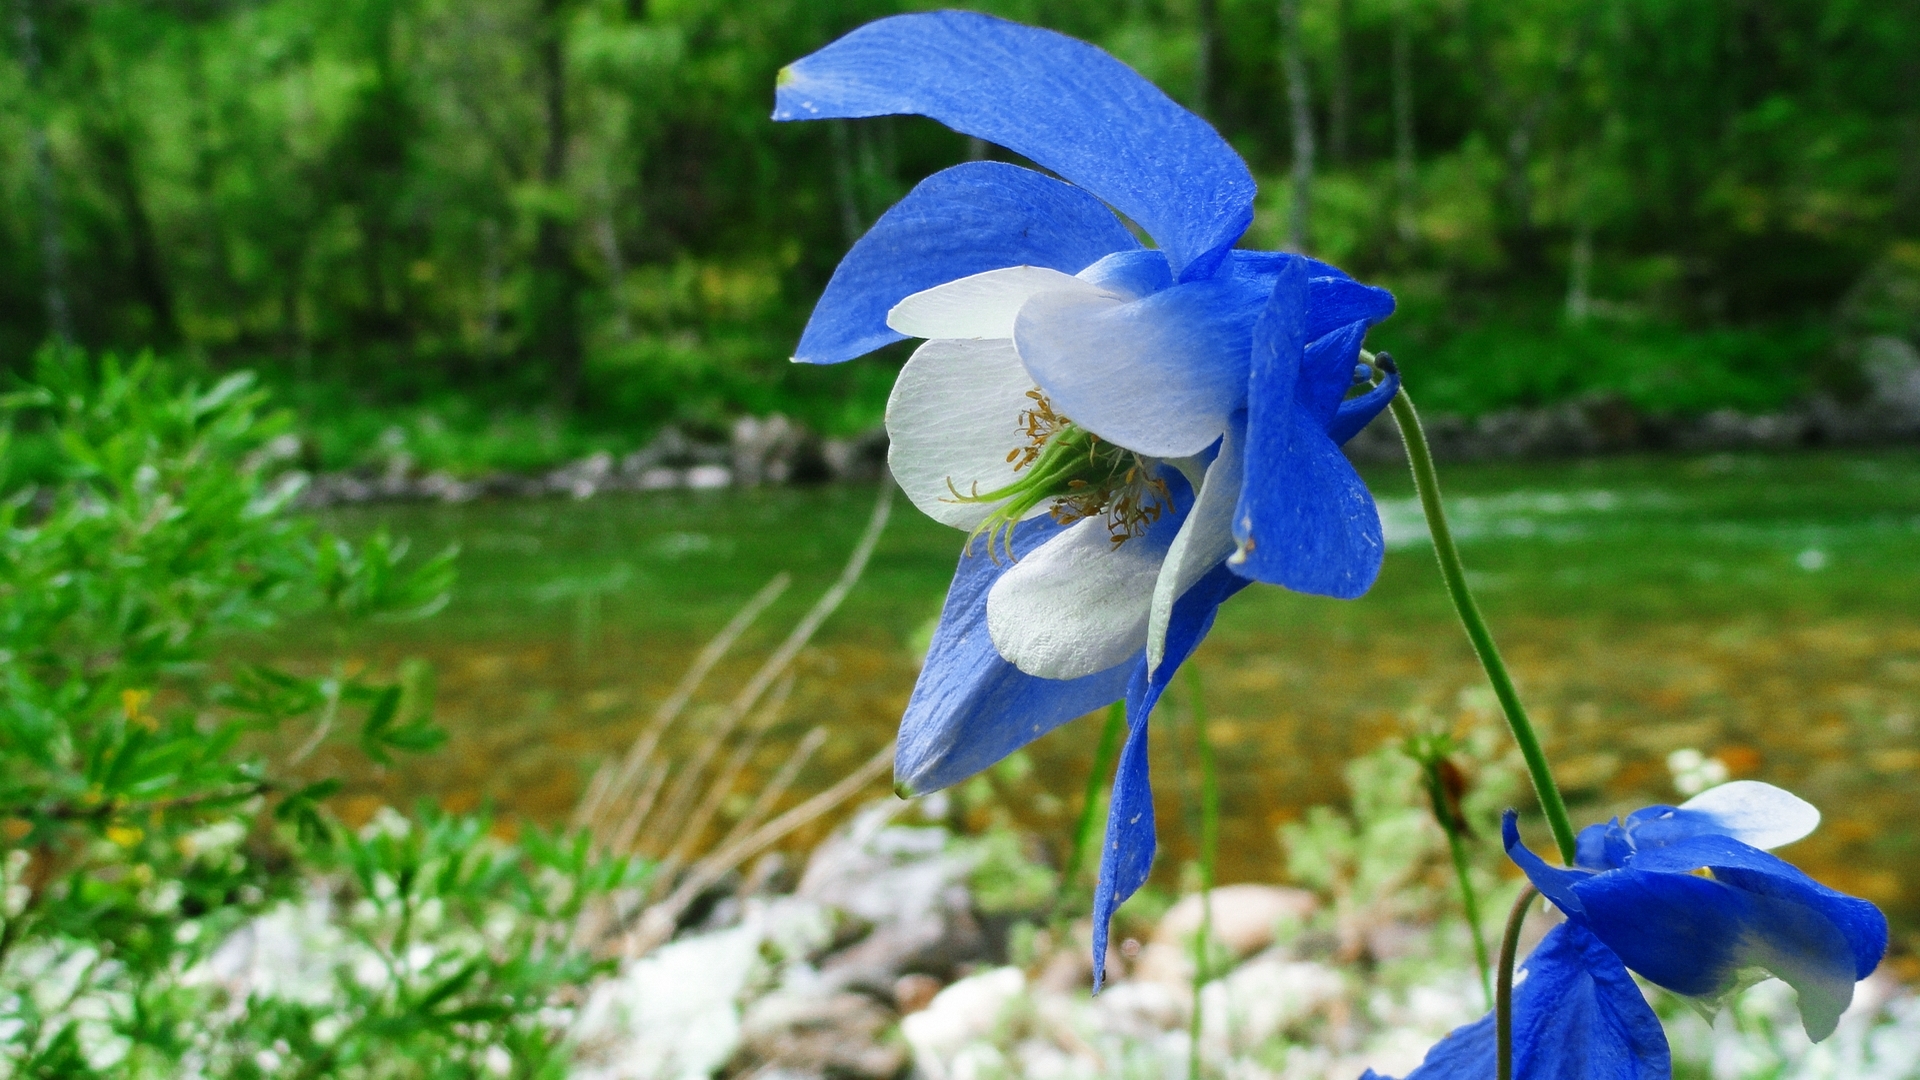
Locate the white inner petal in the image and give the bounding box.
[1013,282,1243,459]
[986,517,1165,679]
[886,338,1047,530]
[1147,436,1242,673]
[886,265,1090,340]
[1679,781,1822,851]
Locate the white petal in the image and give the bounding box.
[886,265,1089,340]
[1679,781,1822,851]
[1146,433,1243,673]
[886,339,1046,529]
[986,517,1165,679]
[1013,277,1253,459]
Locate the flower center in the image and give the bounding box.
[945,391,1170,562]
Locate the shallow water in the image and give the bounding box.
[272,450,1920,947]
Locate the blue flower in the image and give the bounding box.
[775,11,1397,983]
[1376,782,1887,1079]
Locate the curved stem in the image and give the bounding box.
[1380,357,1577,864]
[1496,885,1538,1080]
[1439,797,1494,1010]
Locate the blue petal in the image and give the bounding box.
[1090,562,1249,988]
[774,12,1254,280]
[1077,249,1173,299]
[1569,840,1874,1040]
[1383,923,1669,1080]
[1229,250,1353,283]
[1297,319,1372,426]
[1229,268,1385,598]
[1622,834,1887,983]
[1326,363,1400,446]
[1225,251,1396,341]
[1570,865,1752,998]
[1575,820,1619,871]
[796,161,1139,364]
[1306,276,1396,342]
[895,513,1134,796]
[1503,810,1591,916]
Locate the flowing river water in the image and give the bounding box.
[267,450,1920,954]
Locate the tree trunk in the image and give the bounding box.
[531,0,583,408]
[1392,12,1417,245]
[14,0,71,345]
[1194,0,1218,118]
[1565,220,1592,324]
[95,122,179,345]
[1328,0,1351,166]
[1280,0,1314,253]
[1502,98,1546,273]
[595,202,630,342]
[829,120,864,247]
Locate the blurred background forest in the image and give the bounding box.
[2,0,1918,466]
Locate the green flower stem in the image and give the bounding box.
[1496,885,1538,1080]
[1059,701,1126,914]
[1415,755,1493,1010]
[1187,664,1218,1080]
[1381,359,1578,864]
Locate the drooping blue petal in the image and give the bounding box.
[1372,923,1670,1080]
[795,161,1139,364]
[1015,274,1268,458]
[895,513,1135,796]
[1090,561,1249,987]
[1503,811,1591,916]
[1510,815,1887,1043]
[1229,265,1385,598]
[1326,363,1400,445]
[1570,864,1753,998]
[1567,855,1862,1039]
[773,11,1254,280]
[1621,834,1888,983]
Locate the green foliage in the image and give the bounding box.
[0,351,636,1077]
[0,0,1913,433]
[1278,701,1525,967]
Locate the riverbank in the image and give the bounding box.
[286,335,1920,508]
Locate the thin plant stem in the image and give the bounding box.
[1060,701,1125,912]
[575,571,791,831]
[1440,806,1493,1010]
[1408,745,1492,1010]
[1187,663,1219,1080]
[1379,355,1577,864]
[1496,885,1538,1080]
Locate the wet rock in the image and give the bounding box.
[732,414,829,486]
[1135,884,1317,985]
[1676,409,1810,451]
[821,428,890,482]
[1198,954,1349,1055]
[546,451,614,499]
[571,921,763,1080]
[685,464,732,490]
[798,802,986,993]
[894,973,943,1014]
[740,990,907,1079]
[900,967,1027,1079]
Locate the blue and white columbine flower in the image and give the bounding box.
[776,11,1398,982]
[1373,781,1888,1079]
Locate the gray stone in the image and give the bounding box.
[740,990,907,1080]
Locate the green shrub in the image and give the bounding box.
[0,350,638,1078]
